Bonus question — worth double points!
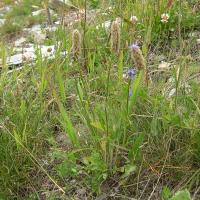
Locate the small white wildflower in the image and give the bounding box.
[161,19,168,23]
[130,15,138,22]
[79,9,85,14]
[161,13,170,19]
[109,6,114,13]
[161,13,169,23]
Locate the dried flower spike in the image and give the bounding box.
[127,41,146,71]
[72,29,82,60]
[111,21,120,53]
[194,0,200,13]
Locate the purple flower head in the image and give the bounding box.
[125,68,136,79]
[129,89,132,97]
[126,41,140,51]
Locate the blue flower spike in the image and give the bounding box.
[126,41,140,51]
[129,89,132,98]
[125,68,136,79]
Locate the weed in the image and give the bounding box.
[0,0,200,199]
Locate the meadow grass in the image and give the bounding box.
[0,0,200,199]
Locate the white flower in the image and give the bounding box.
[130,15,138,22]
[161,19,168,23]
[79,9,85,14]
[109,6,114,13]
[161,13,170,19]
[161,13,169,23]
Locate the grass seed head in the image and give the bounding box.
[131,48,146,71]
[194,0,200,13]
[72,29,82,60]
[127,41,146,71]
[111,21,120,53]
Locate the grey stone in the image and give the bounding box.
[49,0,77,9]
[0,19,6,27]
[31,27,46,44]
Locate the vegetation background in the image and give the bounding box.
[0,0,199,199]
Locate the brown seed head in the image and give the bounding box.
[194,0,200,13]
[72,29,82,60]
[131,47,146,71]
[111,21,120,53]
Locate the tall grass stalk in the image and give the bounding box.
[175,0,182,111]
[75,62,97,138]
[53,85,80,148]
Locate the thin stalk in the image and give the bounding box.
[77,62,96,121]
[83,0,87,68]
[104,54,113,164]
[123,79,131,146]
[175,0,182,111]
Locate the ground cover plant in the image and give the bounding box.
[0,0,200,199]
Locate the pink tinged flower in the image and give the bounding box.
[130,16,138,22]
[161,13,170,23]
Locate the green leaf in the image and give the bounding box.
[121,165,136,179]
[119,50,123,84]
[128,70,143,115]
[53,89,79,148]
[57,63,66,103]
[169,189,191,200]
[77,81,83,101]
[161,187,172,200]
[13,129,22,153]
[90,122,104,132]
[90,122,116,135]
[128,132,145,161]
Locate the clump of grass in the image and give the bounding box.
[0,0,200,199]
[7,2,31,17]
[27,12,46,26]
[1,0,15,6]
[0,19,22,36]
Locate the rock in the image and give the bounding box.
[44,26,58,32]
[0,19,6,27]
[158,61,170,69]
[169,88,176,98]
[185,54,193,62]
[31,24,41,30]
[31,27,46,44]
[76,189,85,195]
[31,9,45,16]
[0,5,11,15]
[188,32,196,37]
[96,193,108,200]
[197,39,200,44]
[168,77,175,83]
[0,44,63,67]
[14,37,26,47]
[49,0,76,9]
[157,54,165,61]
[31,8,54,16]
